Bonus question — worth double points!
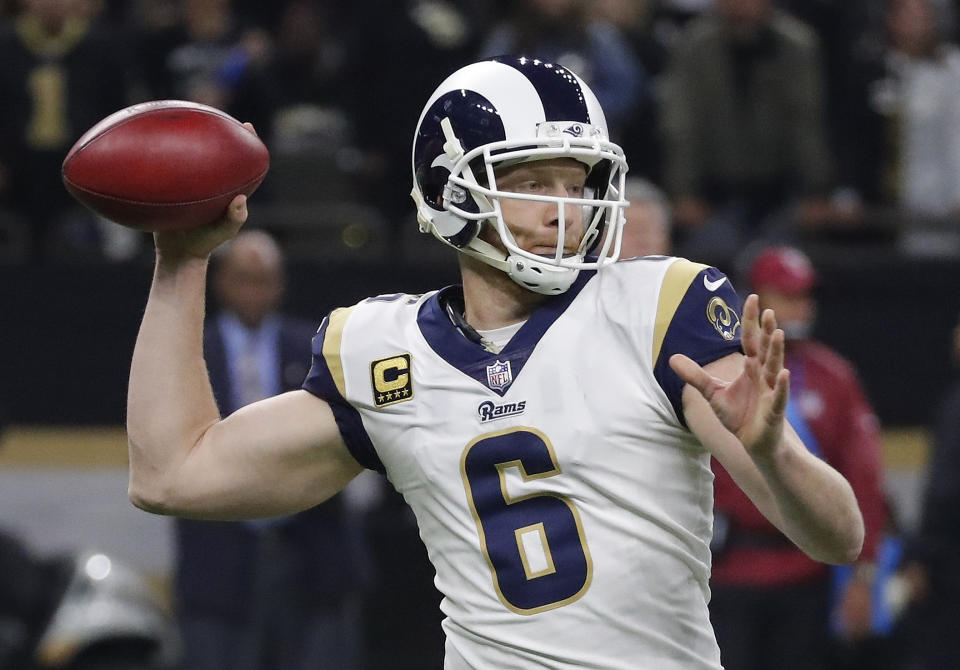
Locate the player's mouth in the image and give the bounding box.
[531,247,579,258]
[529,241,580,256]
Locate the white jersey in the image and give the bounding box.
[304,257,744,669]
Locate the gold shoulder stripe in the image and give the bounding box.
[652,259,709,366]
[322,306,355,397]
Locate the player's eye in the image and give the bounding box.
[517,180,543,193]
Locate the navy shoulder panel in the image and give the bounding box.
[652,264,744,426]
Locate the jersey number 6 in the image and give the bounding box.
[461,427,592,614]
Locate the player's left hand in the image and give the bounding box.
[669,293,789,459]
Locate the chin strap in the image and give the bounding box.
[457,236,579,295]
[460,236,509,270]
[505,254,580,295]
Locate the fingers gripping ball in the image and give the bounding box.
[62,101,269,233]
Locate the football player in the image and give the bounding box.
[126,56,864,669]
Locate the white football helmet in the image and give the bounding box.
[411,56,629,295]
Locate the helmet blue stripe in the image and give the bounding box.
[492,56,590,124]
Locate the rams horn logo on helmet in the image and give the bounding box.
[431,152,457,173]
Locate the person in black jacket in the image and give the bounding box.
[897,311,960,669]
[173,230,361,670]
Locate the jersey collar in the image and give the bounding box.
[417,271,595,395]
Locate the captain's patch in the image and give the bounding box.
[371,354,413,407]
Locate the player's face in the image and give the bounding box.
[490,158,589,257]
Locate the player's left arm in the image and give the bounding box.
[672,294,865,565]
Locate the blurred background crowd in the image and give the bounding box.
[2,0,960,268]
[2,0,960,669]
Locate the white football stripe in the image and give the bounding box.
[418,61,546,139]
[570,70,607,134]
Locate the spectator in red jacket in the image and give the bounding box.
[709,245,887,670]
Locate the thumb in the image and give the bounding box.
[224,193,249,233]
[670,353,714,398]
[195,194,248,250]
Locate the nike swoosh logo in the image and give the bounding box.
[703,276,726,291]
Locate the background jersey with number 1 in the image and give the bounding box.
[303,256,743,670]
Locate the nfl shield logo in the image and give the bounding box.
[486,360,513,391]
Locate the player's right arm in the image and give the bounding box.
[126,196,363,520]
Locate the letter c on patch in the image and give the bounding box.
[373,356,409,392]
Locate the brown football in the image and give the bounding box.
[62,100,269,232]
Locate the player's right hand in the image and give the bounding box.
[154,194,248,263]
